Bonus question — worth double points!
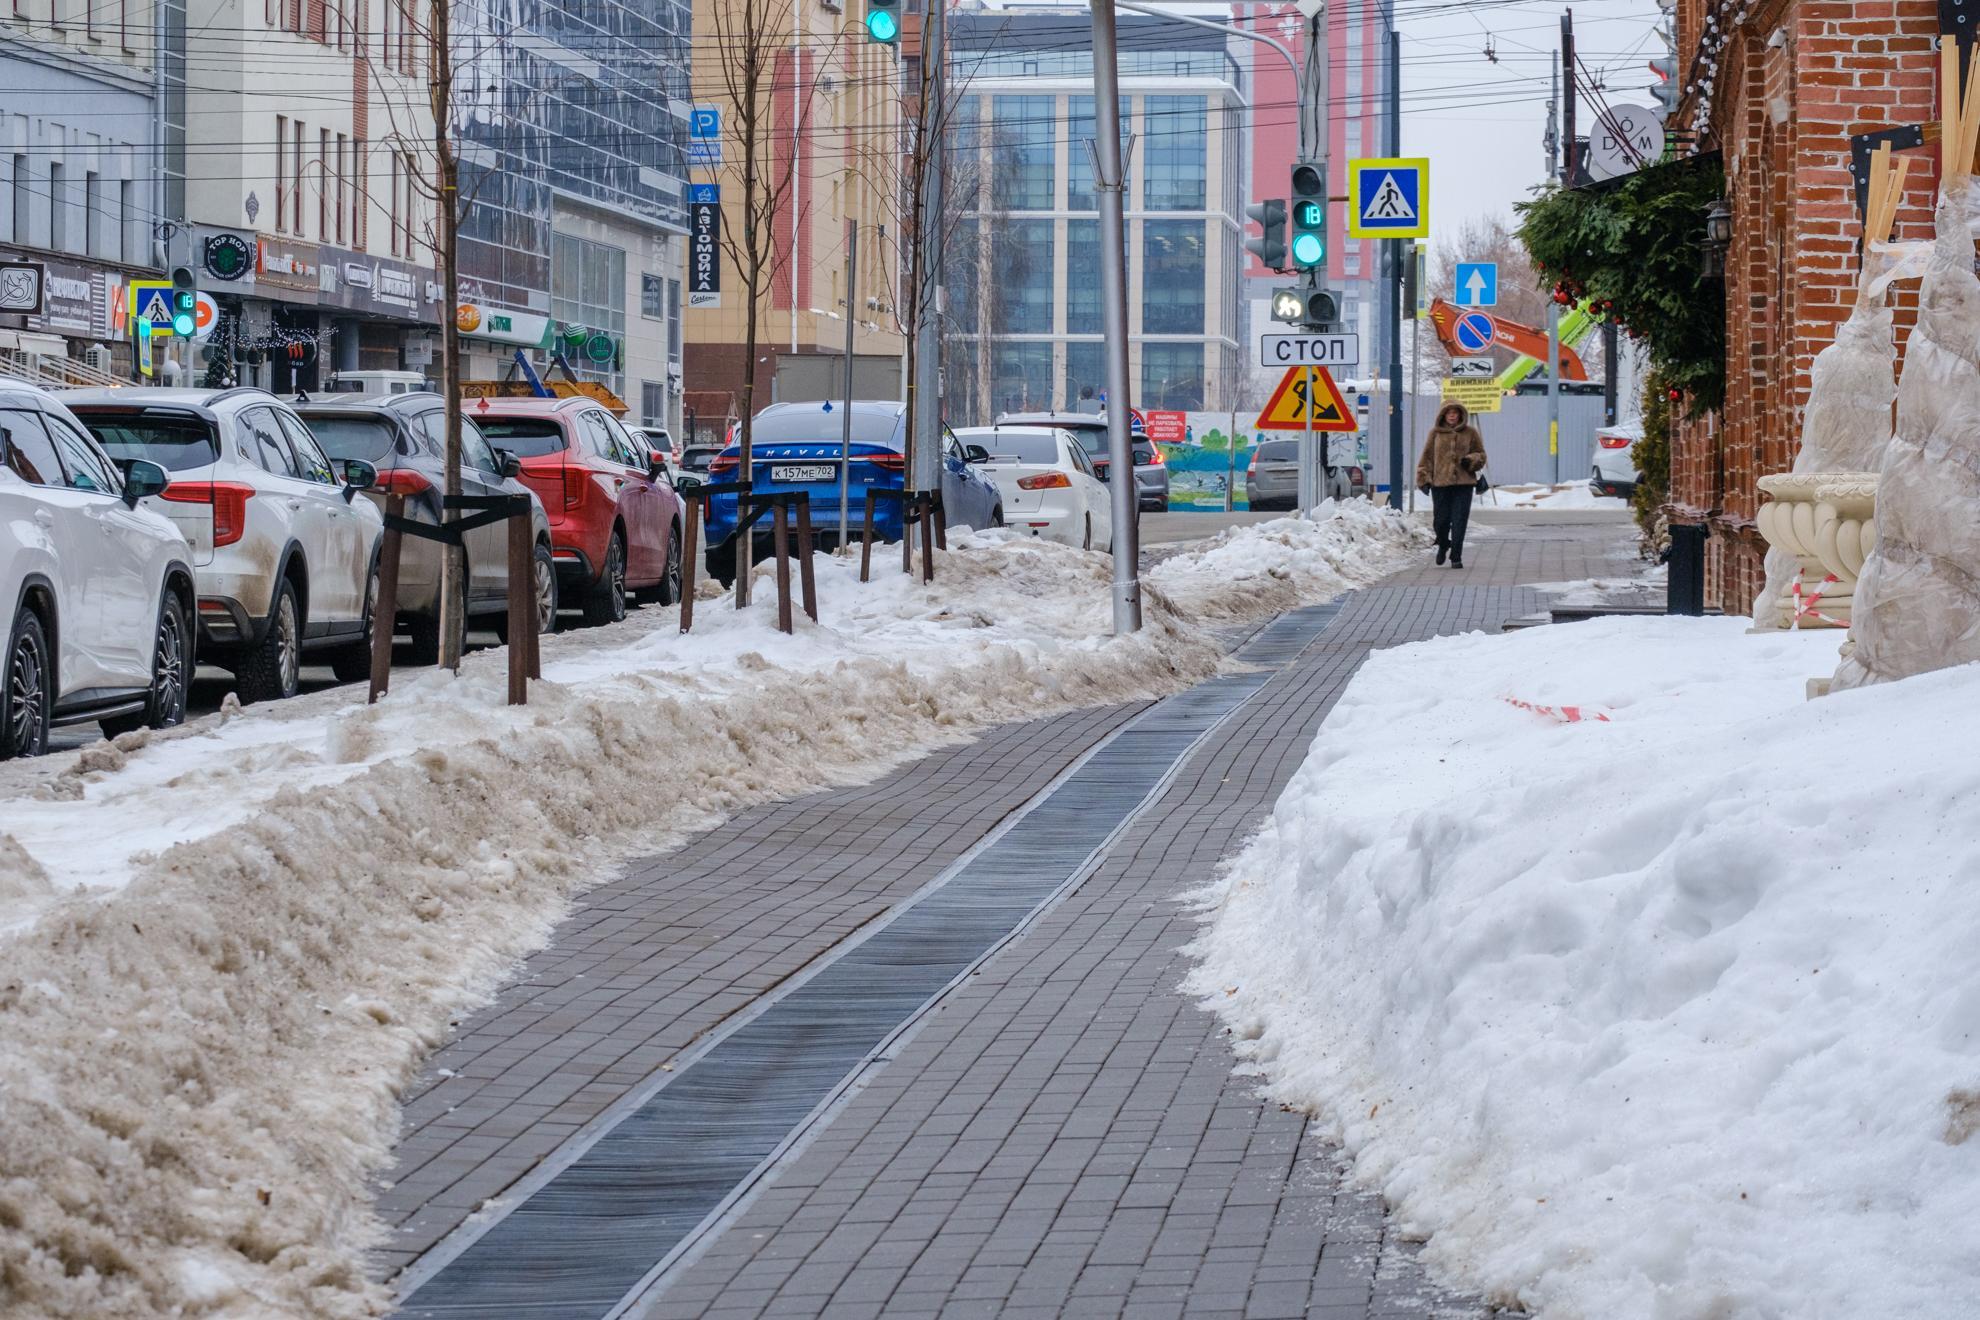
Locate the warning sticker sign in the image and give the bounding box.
[1254,365,1357,432]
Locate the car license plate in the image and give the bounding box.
[772,464,834,482]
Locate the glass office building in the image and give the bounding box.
[944,8,1247,423]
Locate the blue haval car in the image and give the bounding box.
[700,400,1003,581]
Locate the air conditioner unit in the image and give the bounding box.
[84,345,112,374]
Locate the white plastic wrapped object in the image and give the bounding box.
[1834,187,1980,688]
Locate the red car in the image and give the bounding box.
[467,397,683,625]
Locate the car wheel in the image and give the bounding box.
[582,531,628,626]
[992,506,1005,529]
[657,523,684,606]
[236,579,301,704]
[103,591,190,736]
[495,543,559,642]
[328,558,380,683]
[1,606,51,760]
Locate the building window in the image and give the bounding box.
[318,128,329,238]
[291,118,303,235]
[640,272,666,319]
[667,278,681,359]
[1142,97,1206,211]
[551,232,627,390]
[991,95,1054,211]
[1141,219,1204,335]
[119,179,132,263]
[10,156,27,246]
[1065,96,1127,213]
[1065,219,1099,335]
[389,154,401,256]
[48,163,64,252]
[991,341,1053,416]
[1141,342,1204,410]
[84,171,102,257]
[641,381,667,428]
[1063,340,1104,411]
[334,134,346,243]
[1000,219,1054,334]
[945,217,980,333]
[275,116,287,231]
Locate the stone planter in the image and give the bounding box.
[1755,471,1879,629]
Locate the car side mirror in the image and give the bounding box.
[340,458,378,500]
[122,458,169,507]
[964,444,990,464]
[495,448,522,478]
[647,455,668,481]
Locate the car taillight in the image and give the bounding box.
[708,452,740,474]
[161,481,256,547]
[1144,447,1165,466]
[1247,452,1259,475]
[866,452,905,472]
[1599,435,1632,449]
[563,466,588,509]
[1017,471,1071,490]
[372,467,431,496]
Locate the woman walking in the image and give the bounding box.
[1415,401,1488,568]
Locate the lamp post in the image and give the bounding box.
[1702,198,1733,278]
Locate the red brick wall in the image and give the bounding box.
[1672,0,1937,613]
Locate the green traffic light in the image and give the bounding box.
[172,314,196,336]
[1293,201,1322,228]
[1291,232,1325,267]
[865,7,898,41]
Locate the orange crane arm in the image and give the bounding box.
[1426,297,1589,382]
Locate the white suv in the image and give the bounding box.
[2,381,198,757]
[68,388,385,703]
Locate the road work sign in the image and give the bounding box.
[1454,261,1497,307]
[1259,332,1359,369]
[1255,364,1356,432]
[1440,377,1504,414]
[1347,158,1428,238]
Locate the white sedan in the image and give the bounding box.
[957,425,1112,552]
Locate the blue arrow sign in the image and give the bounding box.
[1454,261,1498,308]
[1454,310,1495,355]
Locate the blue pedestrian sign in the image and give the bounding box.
[1346,157,1428,238]
[1453,311,1496,355]
[1454,261,1498,308]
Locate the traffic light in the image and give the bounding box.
[1303,288,1340,327]
[1648,52,1677,116]
[1270,287,1305,324]
[864,0,898,44]
[1243,199,1287,271]
[1290,161,1326,269]
[170,265,197,337]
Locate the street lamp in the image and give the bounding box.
[1702,198,1732,278]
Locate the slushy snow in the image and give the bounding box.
[1488,481,1627,510]
[0,506,1421,1317]
[1191,616,1980,1317]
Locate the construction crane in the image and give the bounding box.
[1425,297,1599,390]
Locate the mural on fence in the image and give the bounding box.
[1153,411,1375,510]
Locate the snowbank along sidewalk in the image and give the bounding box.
[1192,616,1980,1318]
[0,505,1422,1318]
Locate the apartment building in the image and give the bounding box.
[0,0,171,379]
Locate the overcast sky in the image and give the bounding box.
[1397,0,1670,237]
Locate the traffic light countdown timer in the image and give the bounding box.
[170,265,197,337]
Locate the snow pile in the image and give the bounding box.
[1193,617,1980,1317]
[0,536,1226,1318]
[0,521,1409,1318]
[1490,482,1626,510]
[1144,501,1428,619]
[1837,180,1980,688]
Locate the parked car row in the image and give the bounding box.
[3,382,693,760]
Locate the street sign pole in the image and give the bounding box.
[1386,27,1404,511]
[1302,367,1314,518]
[1090,0,1140,634]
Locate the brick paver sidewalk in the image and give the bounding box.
[378,513,1635,1319]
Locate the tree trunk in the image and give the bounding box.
[431,0,465,667]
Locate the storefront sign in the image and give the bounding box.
[255,236,321,294]
[204,233,254,281]
[689,184,721,309]
[312,247,436,319]
[454,301,552,348]
[0,261,45,315]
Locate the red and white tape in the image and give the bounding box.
[1790,571,1846,629]
[1502,696,1612,724]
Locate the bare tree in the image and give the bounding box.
[1425,213,1596,381]
[704,0,842,594]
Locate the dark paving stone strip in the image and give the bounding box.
[395,607,1346,1318]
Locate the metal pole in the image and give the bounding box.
[1300,7,1327,520]
[1550,12,1570,485]
[1225,401,1237,512]
[1301,368,1314,516]
[910,0,947,496]
[1408,268,1421,512]
[1089,0,1140,634]
[1385,26,1403,511]
[1561,10,1577,184]
[839,217,856,551]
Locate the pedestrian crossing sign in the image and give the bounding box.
[1347,157,1429,239]
[1254,364,1356,432]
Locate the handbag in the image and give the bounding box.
[1474,467,1490,495]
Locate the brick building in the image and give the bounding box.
[1671,0,1938,613]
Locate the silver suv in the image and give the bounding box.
[68,388,384,702]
